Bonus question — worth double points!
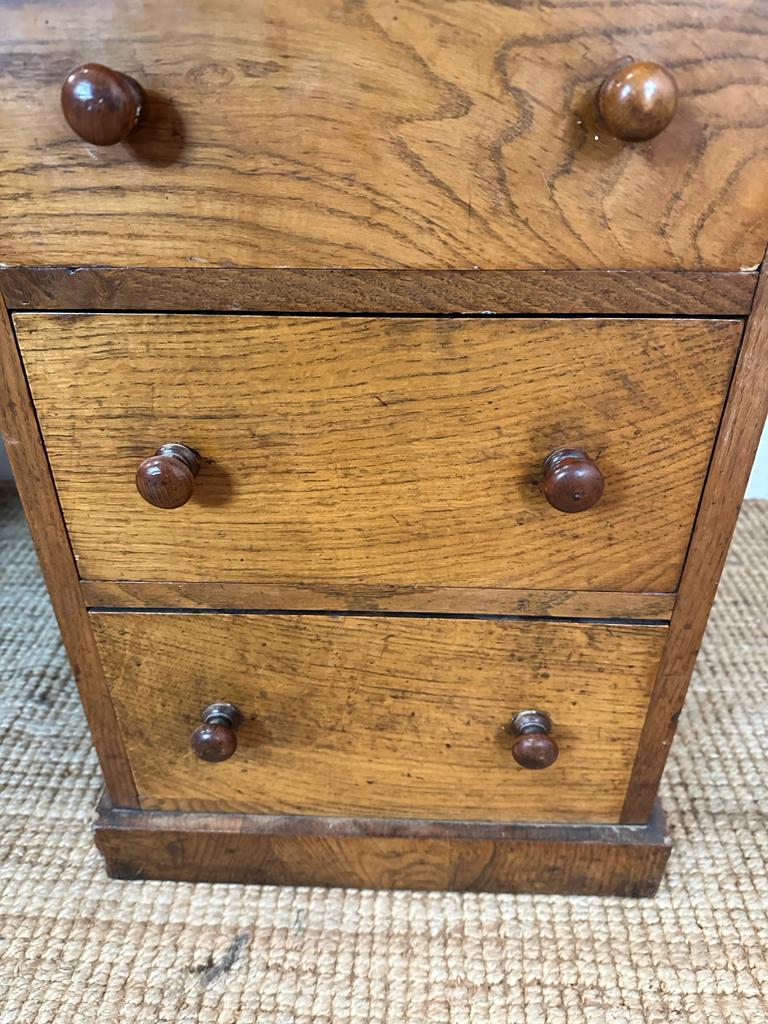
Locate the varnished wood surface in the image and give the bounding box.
[0,267,758,316]
[16,314,741,593]
[623,269,768,822]
[597,60,678,143]
[510,709,560,770]
[91,611,667,822]
[80,579,676,620]
[135,443,200,509]
[541,448,605,514]
[0,298,138,806]
[190,702,243,763]
[61,64,144,146]
[2,0,767,270]
[94,795,672,895]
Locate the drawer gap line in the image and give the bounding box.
[87,605,669,627]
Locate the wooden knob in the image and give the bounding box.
[542,448,604,514]
[597,59,678,142]
[61,63,143,145]
[135,443,200,509]
[190,702,243,763]
[510,710,559,770]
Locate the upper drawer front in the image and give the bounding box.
[16,314,740,593]
[2,0,767,270]
[91,611,667,822]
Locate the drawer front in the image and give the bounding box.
[2,0,767,271]
[91,612,667,822]
[16,313,740,593]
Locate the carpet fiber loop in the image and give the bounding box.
[0,485,766,1024]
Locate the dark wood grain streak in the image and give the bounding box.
[94,795,671,896]
[79,579,676,620]
[0,295,138,807]
[0,267,757,315]
[622,268,768,823]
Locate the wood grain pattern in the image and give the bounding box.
[0,297,138,806]
[60,63,144,146]
[2,0,767,270]
[0,267,758,316]
[15,314,741,593]
[90,611,667,822]
[541,447,605,514]
[135,443,200,509]
[94,795,672,896]
[597,59,678,143]
[190,702,243,764]
[80,579,676,620]
[622,268,768,822]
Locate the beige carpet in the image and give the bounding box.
[0,483,767,1024]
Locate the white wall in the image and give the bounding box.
[2,429,768,494]
[746,421,768,498]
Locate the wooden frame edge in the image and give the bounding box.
[0,267,757,316]
[622,267,768,822]
[0,295,139,807]
[80,579,675,620]
[94,794,672,895]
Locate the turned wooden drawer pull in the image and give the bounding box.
[190,702,243,763]
[510,710,559,770]
[597,59,678,142]
[135,443,200,509]
[541,448,604,514]
[61,63,143,145]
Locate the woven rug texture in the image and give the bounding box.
[0,483,766,1024]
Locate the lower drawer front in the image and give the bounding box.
[92,612,667,824]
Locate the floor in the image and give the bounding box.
[0,484,766,1023]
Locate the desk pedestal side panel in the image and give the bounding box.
[2,0,767,898]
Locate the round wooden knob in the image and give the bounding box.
[136,443,200,509]
[510,710,559,770]
[190,702,243,763]
[541,448,604,514]
[61,63,143,145]
[597,59,678,142]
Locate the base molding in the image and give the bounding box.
[94,797,672,896]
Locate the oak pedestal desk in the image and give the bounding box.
[1,0,767,896]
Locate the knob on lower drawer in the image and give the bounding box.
[541,448,604,513]
[597,59,678,142]
[510,710,559,770]
[135,443,200,509]
[61,63,144,145]
[190,702,243,763]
